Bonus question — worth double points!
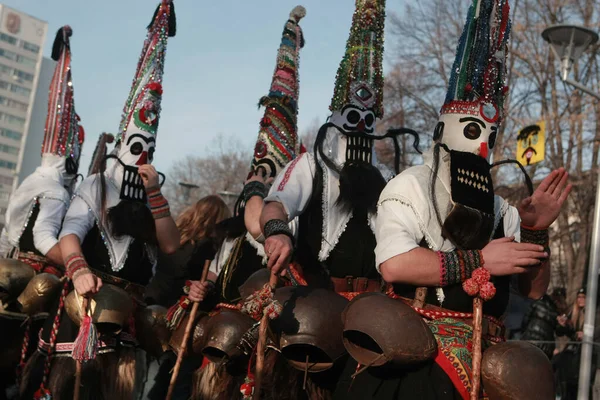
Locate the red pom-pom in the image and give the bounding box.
[465,83,473,92]
[471,267,491,286]
[240,381,254,397]
[462,278,480,296]
[33,386,52,400]
[479,282,497,301]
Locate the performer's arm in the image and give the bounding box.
[59,196,102,295]
[377,199,547,287]
[516,168,571,299]
[32,198,68,265]
[243,172,273,240]
[139,164,180,255]
[260,154,315,276]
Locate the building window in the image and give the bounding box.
[0,127,22,141]
[21,41,40,54]
[0,112,25,127]
[0,191,10,200]
[0,143,19,155]
[0,48,17,62]
[13,69,33,82]
[0,111,25,127]
[4,98,28,112]
[0,32,17,46]
[9,83,30,97]
[0,160,17,170]
[0,94,29,112]
[15,55,36,68]
[0,175,13,186]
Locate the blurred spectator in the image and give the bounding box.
[554,288,594,399]
[521,287,568,359]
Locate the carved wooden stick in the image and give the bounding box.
[470,297,483,400]
[166,259,211,400]
[252,272,278,400]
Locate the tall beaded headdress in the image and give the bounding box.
[116,0,176,145]
[442,0,511,125]
[42,26,84,164]
[251,6,306,178]
[330,0,385,120]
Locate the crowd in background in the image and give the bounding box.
[516,286,595,399]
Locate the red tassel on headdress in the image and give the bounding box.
[72,314,98,362]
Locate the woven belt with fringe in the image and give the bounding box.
[90,268,146,305]
[11,249,63,277]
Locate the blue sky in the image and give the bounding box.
[3,0,406,176]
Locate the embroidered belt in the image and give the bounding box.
[389,290,505,340]
[90,268,146,305]
[331,276,381,294]
[11,249,63,277]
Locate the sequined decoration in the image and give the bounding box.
[250,6,306,178]
[117,0,174,143]
[42,26,84,161]
[329,0,386,118]
[442,0,511,123]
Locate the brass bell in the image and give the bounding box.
[64,284,133,334]
[168,311,209,355]
[0,258,35,303]
[202,309,254,363]
[136,305,170,358]
[482,341,554,400]
[238,268,283,300]
[17,273,62,315]
[342,292,437,367]
[273,286,349,373]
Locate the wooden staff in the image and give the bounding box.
[252,272,278,400]
[73,297,88,400]
[166,259,211,400]
[470,297,483,400]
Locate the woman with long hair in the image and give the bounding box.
[147,194,230,400]
[146,195,231,307]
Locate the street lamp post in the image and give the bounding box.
[542,24,600,400]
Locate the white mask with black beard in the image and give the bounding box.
[435,113,498,161]
[115,118,157,202]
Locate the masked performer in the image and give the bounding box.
[169,8,307,400]
[20,2,179,399]
[0,26,83,270]
[199,5,306,307]
[334,0,571,398]
[0,25,84,397]
[261,0,416,297]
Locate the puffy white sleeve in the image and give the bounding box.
[264,153,315,222]
[0,227,10,256]
[59,195,96,243]
[375,198,424,270]
[32,198,68,255]
[374,173,433,271]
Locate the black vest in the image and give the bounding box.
[295,185,379,285]
[81,223,154,286]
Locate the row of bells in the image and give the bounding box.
[0,261,554,399]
